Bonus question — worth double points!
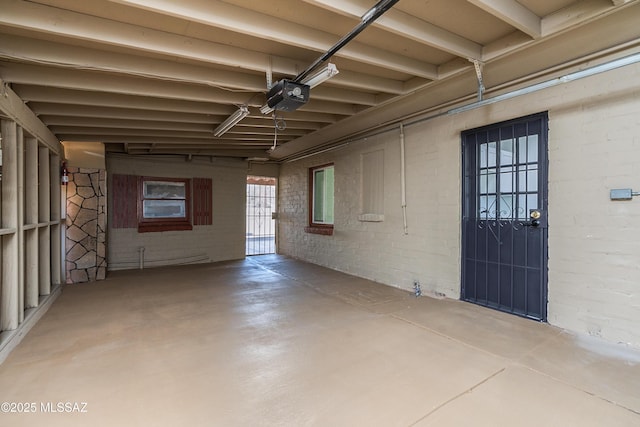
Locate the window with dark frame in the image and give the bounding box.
[137,176,193,232]
[306,163,334,235]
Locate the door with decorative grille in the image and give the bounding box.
[462,113,549,320]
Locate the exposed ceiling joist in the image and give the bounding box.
[54,129,301,140]
[253,111,341,124]
[1,64,377,115]
[88,135,278,144]
[237,119,324,130]
[117,148,270,157]
[541,0,623,36]
[330,70,405,94]
[13,85,236,115]
[0,62,258,106]
[40,116,216,131]
[106,0,439,79]
[0,33,269,91]
[53,128,218,138]
[18,85,344,124]
[0,77,60,151]
[1,0,637,161]
[303,0,483,60]
[296,99,362,116]
[0,33,407,96]
[0,0,304,75]
[29,103,221,124]
[467,0,542,39]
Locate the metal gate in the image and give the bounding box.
[246,176,276,256]
[462,113,548,320]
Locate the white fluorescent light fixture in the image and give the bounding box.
[213,105,249,137]
[260,104,274,115]
[300,63,339,88]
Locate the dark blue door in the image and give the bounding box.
[462,113,548,321]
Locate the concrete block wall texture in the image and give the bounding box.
[546,68,640,347]
[106,155,247,270]
[278,62,640,348]
[279,127,461,299]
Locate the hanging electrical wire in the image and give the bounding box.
[270,114,286,151]
[274,115,286,132]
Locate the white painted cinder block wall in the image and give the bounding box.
[107,155,247,269]
[278,62,640,347]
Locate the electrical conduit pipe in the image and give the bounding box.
[400,123,408,235]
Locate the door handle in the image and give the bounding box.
[522,209,542,227]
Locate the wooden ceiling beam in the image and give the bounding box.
[29,103,223,124]
[303,0,483,60]
[0,0,303,75]
[14,86,235,115]
[467,0,541,39]
[107,0,438,78]
[1,63,258,106]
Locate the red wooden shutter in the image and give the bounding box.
[111,174,138,228]
[193,178,212,225]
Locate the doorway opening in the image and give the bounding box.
[246,176,276,256]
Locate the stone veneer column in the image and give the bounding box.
[65,167,107,283]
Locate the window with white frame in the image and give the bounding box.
[138,177,192,232]
[309,164,334,228]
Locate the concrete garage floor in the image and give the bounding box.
[0,255,639,426]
